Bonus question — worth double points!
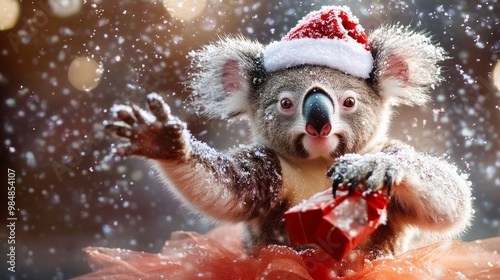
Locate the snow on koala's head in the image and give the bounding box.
[188,6,446,161]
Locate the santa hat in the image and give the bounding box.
[263,6,373,79]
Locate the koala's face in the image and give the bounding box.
[250,66,385,162]
[190,31,444,160]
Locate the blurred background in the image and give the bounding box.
[0,0,498,278]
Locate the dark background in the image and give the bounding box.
[0,0,499,279]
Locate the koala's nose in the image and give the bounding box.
[303,89,334,137]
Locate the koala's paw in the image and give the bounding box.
[104,93,189,160]
[327,153,398,198]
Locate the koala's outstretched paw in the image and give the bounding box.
[327,153,398,198]
[105,93,189,160]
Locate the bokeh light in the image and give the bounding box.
[68,56,104,91]
[49,0,82,18]
[163,0,208,21]
[493,61,500,91]
[0,0,21,31]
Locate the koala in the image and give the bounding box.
[105,6,473,256]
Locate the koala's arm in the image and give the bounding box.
[106,93,283,222]
[329,140,473,241]
[383,141,473,233]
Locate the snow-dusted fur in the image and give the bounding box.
[369,25,447,106]
[106,21,473,256]
[188,36,264,120]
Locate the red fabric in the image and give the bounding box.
[75,224,500,280]
[283,6,370,51]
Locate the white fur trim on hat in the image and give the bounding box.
[263,38,373,79]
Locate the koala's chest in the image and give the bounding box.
[278,157,333,206]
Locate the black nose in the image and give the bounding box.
[303,89,334,137]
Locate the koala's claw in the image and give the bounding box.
[348,180,360,196]
[331,175,342,198]
[384,173,394,197]
[328,154,396,198]
[105,93,188,160]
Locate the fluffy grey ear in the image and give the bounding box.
[369,25,447,106]
[187,36,265,120]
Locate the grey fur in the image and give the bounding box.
[369,25,447,106]
[188,35,265,120]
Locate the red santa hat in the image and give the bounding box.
[263,6,373,79]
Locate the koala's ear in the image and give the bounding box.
[369,25,447,106]
[187,36,265,120]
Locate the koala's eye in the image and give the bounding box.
[280,98,293,110]
[343,97,356,108]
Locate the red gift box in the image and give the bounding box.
[284,189,389,261]
[284,190,335,246]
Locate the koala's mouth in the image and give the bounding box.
[296,133,346,160]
